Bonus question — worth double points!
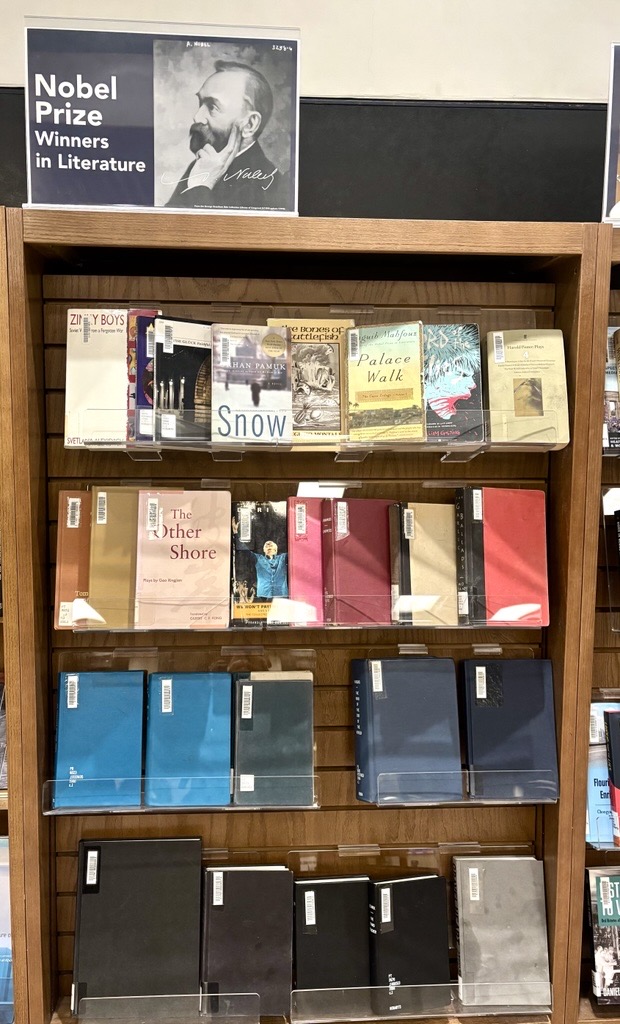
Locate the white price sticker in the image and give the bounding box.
[146,325,155,358]
[219,334,231,368]
[469,867,480,901]
[67,497,81,529]
[472,489,483,521]
[475,666,487,700]
[348,329,360,360]
[239,774,255,792]
[139,408,154,436]
[163,324,174,353]
[161,678,173,714]
[212,871,224,906]
[295,502,307,538]
[58,602,73,627]
[86,849,98,886]
[241,685,253,720]
[336,501,349,536]
[239,507,252,544]
[96,491,107,526]
[304,890,316,926]
[380,886,392,924]
[161,413,176,439]
[67,674,79,709]
[493,332,505,364]
[403,507,415,540]
[458,592,469,617]
[371,661,383,694]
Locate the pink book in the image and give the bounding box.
[287,497,324,625]
[134,489,231,629]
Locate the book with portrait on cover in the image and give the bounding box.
[231,501,289,625]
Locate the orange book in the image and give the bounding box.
[54,490,92,629]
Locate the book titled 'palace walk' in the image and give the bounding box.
[347,324,425,443]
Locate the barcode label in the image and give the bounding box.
[139,409,154,436]
[493,331,505,364]
[66,674,79,709]
[380,886,392,924]
[613,809,619,834]
[472,489,483,521]
[212,871,224,906]
[147,498,159,532]
[371,660,383,694]
[590,713,600,744]
[163,324,174,353]
[403,507,414,540]
[96,491,107,525]
[82,315,91,344]
[146,325,155,358]
[85,850,98,886]
[58,602,73,627]
[67,497,81,529]
[239,507,252,544]
[469,867,480,901]
[239,774,255,792]
[219,334,231,368]
[161,678,173,714]
[241,685,253,720]
[458,591,469,616]
[295,502,307,538]
[161,413,176,438]
[304,891,316,926]
[336,501,349,536]
[600,876,612,908]
[475,666,487,700]
[348,329,360,360]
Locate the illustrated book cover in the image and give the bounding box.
[322,498,392,626]
[153,317,212,445]
[587,744,614,847]
[65,308,129,448]
[134,313,159,443]
[54,489,93,629]
[422,323,483,445]
[389,501,458,626]
[346,323,425,443]
[231,500,289,625]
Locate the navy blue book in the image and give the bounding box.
[352,657,462,804]
[462,659,559,800]
[53,671,144,809]
[145,672,232,807]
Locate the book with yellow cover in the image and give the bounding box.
[87,486,140,630]
[346,323,425,443]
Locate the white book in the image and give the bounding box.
[64,309,129,448]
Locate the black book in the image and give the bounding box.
[232,672,314,807]
[202,866,293,1016]
[368,875,451,1016]
[454,486,484,625]
[462,659,559,801]
[72,838,202,1015]
[294,876,371,992]
[153,316,212,444]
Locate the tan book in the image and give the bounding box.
[267,318,354,442]
[485,328,570,449]
[346,323,425,443]
[389,502,458,626]
[54,490,93,629]
[87,486,140,629]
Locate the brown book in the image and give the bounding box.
[54,490,92,629]
[87,486,140,630]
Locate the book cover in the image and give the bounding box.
[211,325,292,445]
[293,877,370,991]
[72,838,202,1013]
[322,498,392,626]
[134,314,159,442]
[352,657,462,804]
[454,856,551,1007]
[126,307,160,442]
[346,323,425,443]
[604,327,620,450]
[54,490,93,629]
[422,323,483,444]
[65,308,129,448]
[586,868,620,1004]
[231,501,289,625]
[287,497,324,626]
[153,317,212,444]
[484,328,570,449]
[389,502,458,626]
[134,490,231,630]
[587,745,614,847]
[87,486,140,629]
[462,659,559,801]
[53,671,144,809]
[268,317,354,441]
[605,710,620,847]
[202,866,293,1016]
[0,840,12,1024]
[144,673,232,807]
[368,875,450,1016]
[232,674,314,807]
[591,701,620,744]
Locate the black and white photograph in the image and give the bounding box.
[231,501,289,624]
[153,35,298,214]
[292,343,341,432]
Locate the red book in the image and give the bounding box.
[322,498,392,625]
[481,487,549,627]
[605,710,620,848]
[287,497,324,625]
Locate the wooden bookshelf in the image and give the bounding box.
[0,210,610,1024]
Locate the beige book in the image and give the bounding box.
[389,502,458,626]
[87,486,140,630]
[346,322,425,443]
[485,329,569,449]
[267,318,354,442]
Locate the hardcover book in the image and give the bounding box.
[153,317,212,444]
[322,498,392,626]
[72,838,202,1013]
[144,673,232,807]
[202,866,293,1016]
[462,659,559,801]
[293,876,370,991]
[65,308,129,448]
[268,317,354,441]
[126,307,160,442]
[422,323,483,445]
[484,328,570,449]
[211,325,292,446]
[232,501,289,625]
[587,745,614,847]
[591,700,620,744]
[586,867,620,1004]
[87,486,140,630]
[287,497,324,625]
[389,502,458,626]
[134,489,231,630]
[353,657,462,804]
[232,673,314,806]
[604,327,620,450]
[455,486,549,627]
[605,710,620,847]
[368,875,451,1016]
[134,313,159,442]
[54,489,92,629]
[454,856,551,1007]
[346,323,425,443]
[53,671,144,809]
[0,840,12,1024]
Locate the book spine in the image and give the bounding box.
[615,510,620,565]
[453,861,464,1002]
[469,488,486,625]
[368,884,379,985]
[321,499,337,624]
[352,660,373,803]
[388,504,403,624]
[605,712,620,847]
[454,489,469,626]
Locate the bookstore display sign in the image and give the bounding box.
[25,19,299,215]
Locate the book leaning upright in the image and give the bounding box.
[65,308,129,448]
[346,323,425,443]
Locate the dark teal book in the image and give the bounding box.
[145,672,232,807]
[53,671,144,809]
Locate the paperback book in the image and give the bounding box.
[231,501,289,625]
[153,317,212,444]
[54,490,92,629]
[65,308,129,448]
[587,745,614,847]
[347,323,425,443]
[604,327,620,450]
[134,314,159,443]
[422,323,483,445]
[389,501,458,626]
[586,867,620,1004]
[605,710,620,847]
[126,307,160,442]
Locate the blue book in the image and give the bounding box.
[53,671,144,809]
[352,657,462,804]
[145,673,232,806]
[587,745,614,846]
